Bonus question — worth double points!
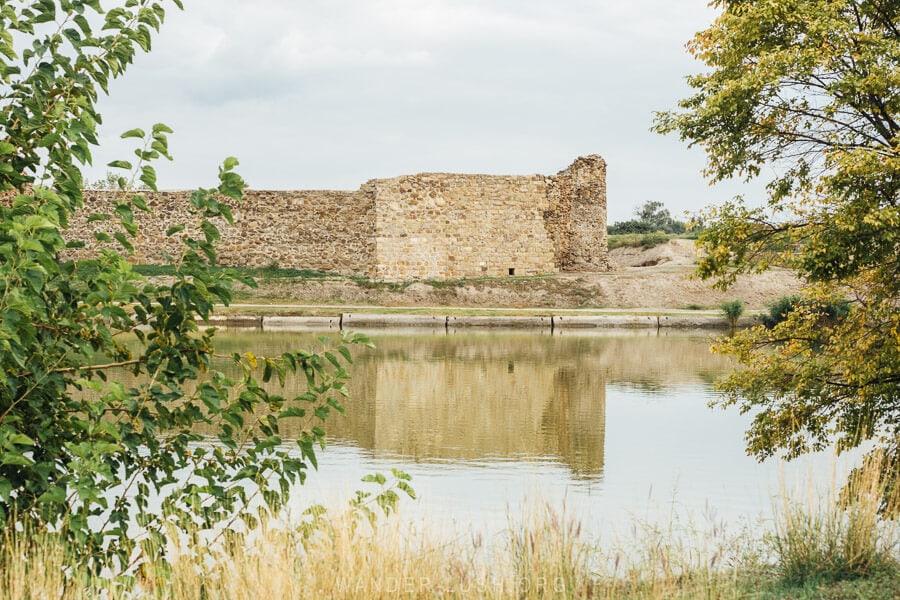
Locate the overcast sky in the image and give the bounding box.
[88,0,758,223]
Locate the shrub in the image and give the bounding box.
[719,300,744,328]
[762,295,850,329]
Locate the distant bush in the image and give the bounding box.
[348,275,413,292]
[762,295,850,329]
[607,220,656,235]
[761,295,803,328]
[607,232,672,250]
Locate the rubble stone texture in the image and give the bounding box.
[65,155,610,281]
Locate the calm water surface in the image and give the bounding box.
[213,328,855,541]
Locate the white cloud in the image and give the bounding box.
[273,33,433,70]
[87,0,750,223]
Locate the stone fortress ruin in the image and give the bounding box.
[67,155,611,281]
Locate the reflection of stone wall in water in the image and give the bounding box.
[328,334,608,480]
[360,358,606,473]
[318,333,729,478]
[145,332,729,482]
[62,156,610,281]
[541,366,606,478]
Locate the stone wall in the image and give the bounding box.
[369,154,609,280]
[372,173,557,280]
[66,188,376,276]
[63,155,609,281]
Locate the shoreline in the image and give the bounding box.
[204,310,758,331]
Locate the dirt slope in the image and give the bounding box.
[247,240,802,310]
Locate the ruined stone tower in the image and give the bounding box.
[545,155,610,273]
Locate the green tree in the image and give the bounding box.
[655,1,900,476]
[608,200,686,234]
[1,0,371,573]
[635,200,686,234]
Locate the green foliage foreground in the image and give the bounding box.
[0,0,398,574]
[656,1,900,487]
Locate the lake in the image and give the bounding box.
[207,328,856,544]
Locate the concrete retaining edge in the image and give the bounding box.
[262,316,340,330]
[553,315,657,329]
[203,315,263,328]
[202,313,756,331]
[447,315,551,329]
[658,315,758,329]
[342,314,447,328]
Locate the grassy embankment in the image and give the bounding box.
[132,233,718,317]
[4,457,899,599]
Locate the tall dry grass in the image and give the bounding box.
[769,451,900,585]
[1,458,899,599]
[141,502,765,599]
[155,508,595,599]
[0,528,74,599]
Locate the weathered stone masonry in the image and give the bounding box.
[65,155,610,281]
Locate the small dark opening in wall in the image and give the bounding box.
[508,268,516,276]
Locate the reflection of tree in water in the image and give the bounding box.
[540,366,606,480]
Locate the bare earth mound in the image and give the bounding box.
[247,240,802,310]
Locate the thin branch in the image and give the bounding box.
[54,358,145,374]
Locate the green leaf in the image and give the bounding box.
[397,481,416,500]
[113,231,134,253]
[120,128,145,139]
[139,165,157,191]
[131,193,149,211]
[8,433,34,445]
[0,477,12,502]
[37,486,67,505]
[1,452,34,467]
[278,407,306,419]
[362,472,386,486]
[115,203,134,223]
[73,14,92,37]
